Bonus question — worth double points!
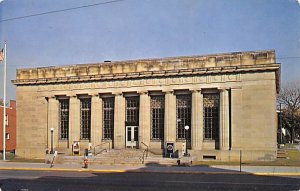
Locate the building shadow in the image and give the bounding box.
[0,163,299,191]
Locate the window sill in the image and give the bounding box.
[150,139,163,142]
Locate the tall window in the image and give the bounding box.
[80,98,91,140]
[125,96,139,126]
[59,99,69,140]
[103,97,114,140]
[176,94,191,140]
[150,95,165,140]
[203,93,219,140]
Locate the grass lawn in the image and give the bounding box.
[193,144,300,167]
[0,153,44,163]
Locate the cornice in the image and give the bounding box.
[12,63,280,85]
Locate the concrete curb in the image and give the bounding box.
[0,167,127,173]
[1,167,299,176]
[253,172,300,176]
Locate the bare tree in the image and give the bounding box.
[278,82,300,143]
[0,99,9,107]
[0,98,4,106]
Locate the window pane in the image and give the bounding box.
[150,95,165,140]
[59,99,69,140]
[203,93,219,140]
[127,128,132,141]
[125,97,139,126]
[176,94,191,140]
[103,97,114,140]
[80,98,91,140]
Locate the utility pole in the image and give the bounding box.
[280,103,283,144]
[2,42,7,161]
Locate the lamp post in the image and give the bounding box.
[184,125,189,156]
[280,103,283,144]
[50,128,54,154]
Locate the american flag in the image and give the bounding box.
[0,48,4,61]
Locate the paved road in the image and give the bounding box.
[0,170,299,191]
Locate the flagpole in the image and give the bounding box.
[3,42,6,161]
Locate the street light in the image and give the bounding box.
[184,125,190,156]
[50,128,54,154]
[279,103,283,144]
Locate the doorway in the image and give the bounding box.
[126,126,138,148]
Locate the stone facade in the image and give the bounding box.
[12,50,280,161]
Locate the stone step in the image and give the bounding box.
[277,149,289,159]
[55,155,176,166]
[144,158,177,166]
[277,156,289,159]
[53,148,171,165]
[277,151,287,155]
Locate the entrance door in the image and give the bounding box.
[126,126,138,148]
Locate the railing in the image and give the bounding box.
[93,142,111,155]
[140,142,149,164]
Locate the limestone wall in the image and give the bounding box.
[14,50,280,160]
[16,86,48,159]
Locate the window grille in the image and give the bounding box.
[5,114,8,127]
[80,98,91,140]
[103,97,114,140]
[176,94,191,140]
[59,99,69,140]
[125,97,139,126]
[150,95,165,140]
[203,93,219,140]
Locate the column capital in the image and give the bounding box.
[190,89,202,93]
[162,90,173,94]
[91,93,100,97]
[137,91,148,95]
[218,88,230,92]
[113,92,123,96]
[68,95,78,98]
[47,96,56,99]
[65,93,78,98]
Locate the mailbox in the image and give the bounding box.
[72,141,80,155]
[166,142,174,158]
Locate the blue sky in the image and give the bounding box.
[0,0,300,100]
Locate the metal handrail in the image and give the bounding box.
[140,142,149,164]
[93,142,110,155]
[141,150,147,164]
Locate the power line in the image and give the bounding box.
[0,0,125,23]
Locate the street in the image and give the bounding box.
[0,170,299,191]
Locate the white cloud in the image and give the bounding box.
[297,0,300,4]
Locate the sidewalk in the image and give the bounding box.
[0,161,299,176]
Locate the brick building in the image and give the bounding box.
[0,100,17,152]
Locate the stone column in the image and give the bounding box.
[139,91,151,147]
[91,94,102,148]
[191,90,203,150]
[69,95,80,146]
[230,87,242,149]
[47,96,59,150]
[219,89,230,150]
[114,93,125,149]
[164,91,176,145]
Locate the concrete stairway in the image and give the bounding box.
[277,149,289,159]
[55,149,178,166]
[92,149,143,165]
